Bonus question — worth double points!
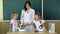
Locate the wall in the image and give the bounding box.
[44,0,60,20]
[3,0,41,20]
[0,0,3,21]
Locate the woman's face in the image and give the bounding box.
[26,4,30,9]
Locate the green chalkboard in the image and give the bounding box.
[44,0,60,20]
[3,0,41,20]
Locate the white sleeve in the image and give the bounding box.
[31,10,35,22]
[10,20,16,32]
[20,10,24,24]
[41,20,45,25]
[10,20,14,24]
[32,10,35,20]
[28,10,35,24]
[10,20,13,27]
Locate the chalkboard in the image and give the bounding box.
[43,0,60,20]
[3,0,41,20]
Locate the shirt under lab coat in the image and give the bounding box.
[21,8,35,24]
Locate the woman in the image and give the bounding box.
[20,1,35,28]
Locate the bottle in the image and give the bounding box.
[49,23,55,33]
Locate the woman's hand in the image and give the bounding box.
[23,21,33,27]
[23,23,29,27]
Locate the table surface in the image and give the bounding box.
[7,31,57,34]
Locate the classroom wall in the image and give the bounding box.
[3,0,41,20]
[0,0,3,21]
[44,0,60,20]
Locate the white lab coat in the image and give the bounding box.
[21,8,35,24]
[33,20,45,30]
[10,19,18,32]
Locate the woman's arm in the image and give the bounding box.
[30,9,35,24]
[20,10,24,25]
[32,10,35,21]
